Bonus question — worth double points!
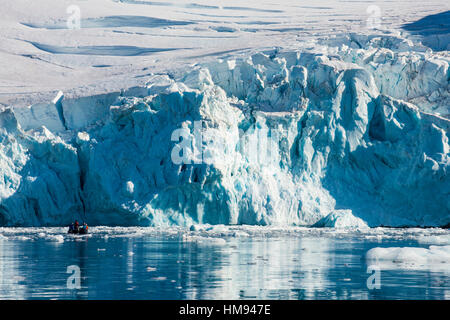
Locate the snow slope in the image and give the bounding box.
[1,0,448,106]
[0,1,448,227]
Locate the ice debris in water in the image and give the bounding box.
[366,245,450,271]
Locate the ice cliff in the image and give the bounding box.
[0,35,449,227]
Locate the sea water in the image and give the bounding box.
[0,226,448,300]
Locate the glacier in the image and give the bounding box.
[0,35,449,227]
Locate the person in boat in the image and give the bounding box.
[68,220,80,234]
[79,222,89,234]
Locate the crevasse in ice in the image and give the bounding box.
[0,36,448,227]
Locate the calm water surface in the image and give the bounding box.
[0,226,448,299]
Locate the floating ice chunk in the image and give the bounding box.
[417,235,450,245]
[182,235,227,246]
[205,224,228,233]
[46,234,64,243]
[366,245,450,271]
[15,236,32,241]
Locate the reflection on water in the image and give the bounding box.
[0,229,448,300]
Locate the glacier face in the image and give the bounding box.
[1,35,449,227]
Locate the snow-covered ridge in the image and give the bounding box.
[0,34,449,227]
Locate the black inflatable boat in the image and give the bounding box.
[68,223,89,234]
